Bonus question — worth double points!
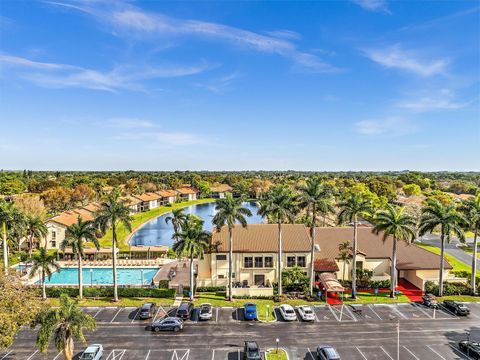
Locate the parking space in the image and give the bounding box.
[217,307,236,323]
[370,304,404,320]
[273,307,298,322]
[313,305,336,321]
[328,305,357,322]
[394,303,431,320]
[467,302,480,319]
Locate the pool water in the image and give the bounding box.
[40,267,159,285]
[130,201,263,247]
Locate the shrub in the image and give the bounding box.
[157,280,169,289]
[196,286,226,292]
[44,287,176,298]
[424,281,471,296]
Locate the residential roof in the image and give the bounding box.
[212,224,311,253]
[157,189,178,197]
[314,258,339,272]
[120,195,141,206]
[82,202,101,213]
[313,226,452,271]
[210,184,232,193]
[176,187,198,195]
[48,210,93,227]
[134,192,161,202]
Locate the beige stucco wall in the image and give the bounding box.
[44,222,66,250]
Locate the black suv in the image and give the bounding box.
[422,294,438,308]
[443,300,470,316]
[176,302,194,320]
[459,340,480,359]
[243,341,261,360]
[139,303,157,319]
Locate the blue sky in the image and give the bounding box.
[0,0,479,171]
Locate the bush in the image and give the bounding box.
[44,287,176,298]
[232,295,274,300]
[196,286,226,292]
[157,280,169,289]
[424,281,472,296]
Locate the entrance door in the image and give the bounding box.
[254,274,265,286]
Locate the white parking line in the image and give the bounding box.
[131,308,141,323]
[412,303,432,318]
[356,347,368,360]
[449,344,470,359]
[0,351,12,360]
[93,308,103,318]
[438,304,457,317]
[368,304,383,320]
[380,346,394,360]
[106,349,126,360]
[26,350,38,360]
[403,346,420,360]
[344,305,358,322]
[110,308,122,323]
[427,345,447,360]
[152,306,164,323]
[211,349,215,360]
[307,347,315,360]
[145,350,151,360]
[393,305,408,319]
[53,351,63,360]
[237,349,240,360]
[215,307,218,323]
[327,305,340,321]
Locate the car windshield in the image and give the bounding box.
[285,309,294,314]
[304,308,313,314]
[201,307,209,312]
[80,353,95,360]
[324,348,340,358]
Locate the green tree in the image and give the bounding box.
[172,216,211,301]
[212,193,252,301]
[258,185,297,296]
[418,199,465,297]
[61,217,100,299]
[29,247,60,300]
[460,194,480,295]
[33,294,96,360]
[0,176,26,195]
[297,178,334,295]
[282,266,309,292]
[0,200,24,273]
[372,204,417,298]
[165,208,188,241]
[25,215,48,257]
[403,184,422,197]
[338,240,352,282]
[94,190,132,301]
[337,193,372,299]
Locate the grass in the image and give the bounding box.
[266,349,288,360]
[463,247,480,259]
[342,292,410,304]
[437,295,480,302]
[416,243,472,272]
[88,198,214,251]
[46,296,175,307]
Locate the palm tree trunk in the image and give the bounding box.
[63,337,73,360]
[390,237,397,298]
[342,262,346,282]
[471,230,478,295]
[2,222,8,274]
[78,255,83,299]
[439,232,446,297]
[228,227,233,301]
[351,217,358,299]
[112,223,118,302]
[29,234,34,258]
[42,269,46,300]
[309,226,316,296]
[278,221,283,296]
[189,253,194,301]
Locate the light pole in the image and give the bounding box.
[275,338,279,354]
[90,268,93,288]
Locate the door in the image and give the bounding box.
[254,274,265,286]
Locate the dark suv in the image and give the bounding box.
[421,294,437,308]
[176,302,194,320]
[139,303,157,319]
[243,341,261,360]
[459,340,480,359]
[443,300,470,316]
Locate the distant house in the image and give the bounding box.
[157,189,178,205]
[210,184,233,199]
[120,195,142,214]
[176,187,198,201]
[133,192,162,211]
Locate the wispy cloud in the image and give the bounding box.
[355,117,417,136]
[194,72,240,94]
[364,45,448,76]
[0,54,211,92]
[104,118,155,128]
[47,1,339,73]
[351,0,390,13]
[396,89,470,112]
[113,131,204,146]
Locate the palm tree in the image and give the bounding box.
[29,247,60,300]
[419,199,465,297]
[61,217,100,299]
[337,193,372,299]
[25,215,48,257]
[460,194,480,295]
[172,216,211,301]
[34,294,96,360]
[165,208,188,241]
[258,185,297,296]
[212,193,252,301]
[338,240,352,282]
[94,190,132,302]
[372,204,417,298]
[297,178,335,295]
[0,201,27,273]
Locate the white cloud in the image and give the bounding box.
[47,1,339,73]
[355,117,417,136]
[0,54,211,92]
[351,0,390,13]
[104,118,155,128]
[113,131,203,146]
[396,89,470,112]
[364,45,448,76]
[194,72,240,94]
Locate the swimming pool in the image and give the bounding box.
[40,267,159,286]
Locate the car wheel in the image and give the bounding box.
[154,327,160,332]
[174,326,180,332]
[455,310,458,315]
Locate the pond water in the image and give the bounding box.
[129,201,263,247]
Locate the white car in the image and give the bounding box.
[297,305,315,321]
[279,304,297,321]
[199,303,213,320]
[79,344,103,360]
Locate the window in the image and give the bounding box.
[216,254,227,261]
[356,261,363,270]
[297,256,306,267]
[51,231,56,240]
[50,241,56,248]
[264,256,273,267]
[218,274,225,279]
[287,256,296,267]
[244,257,253,268]
[254,257,263,268]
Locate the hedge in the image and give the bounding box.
[424,281,474,296]
[44,287,176,298]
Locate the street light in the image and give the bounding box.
[275,338,279,354]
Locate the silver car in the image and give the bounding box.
[199,303,213,320]
[279,304,297,321]
[297,305,315,321]
[79,344,103,360]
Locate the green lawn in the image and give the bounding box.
[89,198,214,251]
[437,295,480,302]
[416,243,472,272]
[463,247,480,259]
[266,349,288,360]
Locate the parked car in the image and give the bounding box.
[199,303,213,321]
[279,304,297,321]
[139,303,157,319]
[243,341,262,360]
[79,344,103,360]
[421,294,438,308]
[443,300,470,316]
[150,317,184,332]
[297,305,315,321]
[244,303,258,320]
[459,340,480,359]
[316,345,341,360]
[176,302,194,320]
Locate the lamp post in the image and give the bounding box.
[90,268,93,288]
[275,338,279,354]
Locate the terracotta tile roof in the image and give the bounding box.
[71,209,94,221]
[120,195,141,206]
[157,189,178,197]
[176,187,198,195]
[314,258,339,272]
[314,227,452,271]
[210,184,232,193]
[212,224,311,253]
[48,209,93,227]
[82,202,101,213]
[133,192,161,202]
